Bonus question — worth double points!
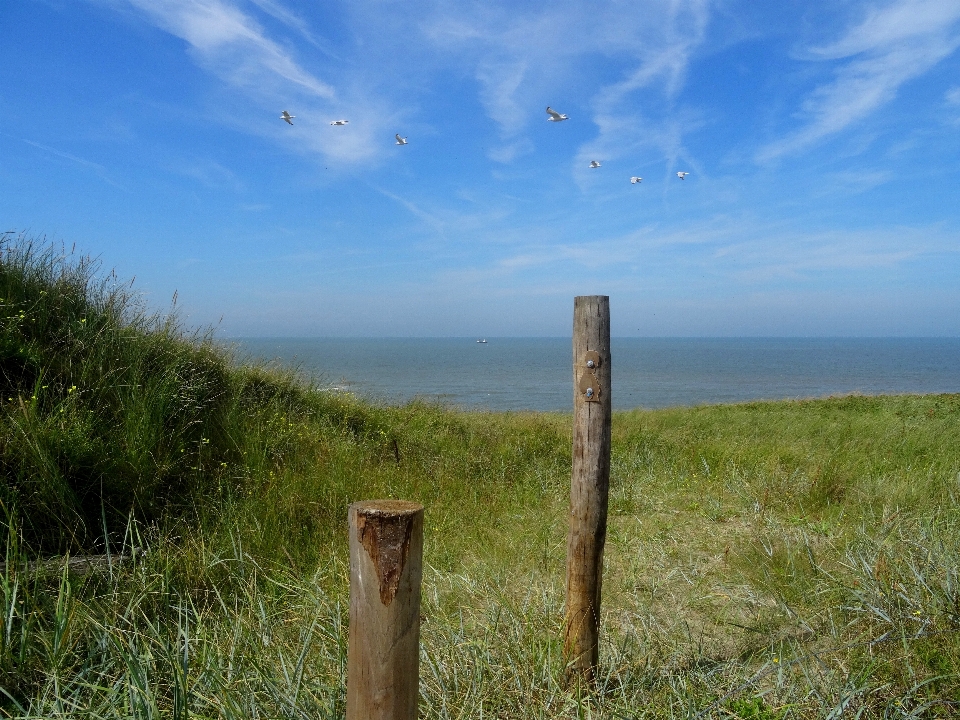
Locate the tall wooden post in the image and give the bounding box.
[563,295,612,685]
[347,500,424,720]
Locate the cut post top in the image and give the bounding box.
[350,499,423,517]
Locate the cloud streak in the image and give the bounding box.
[4,134,126,189]
[96,0,411,163]
[423,0,715,166]
[758,0,960,162]
[16,137,107,172]
[122,0,333,97]
[434,215,959,293]
[244,0,339,57]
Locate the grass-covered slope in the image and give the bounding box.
[0,236,566,562]
[0,236,337,553]
[2,234,960,718]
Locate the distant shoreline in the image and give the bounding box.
[231,337,960,413]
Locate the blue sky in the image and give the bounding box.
[2,0,959,337]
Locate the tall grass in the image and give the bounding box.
[3,511,958,718]
[0,233,381,555]
[1,233,959,717]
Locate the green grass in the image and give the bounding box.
[2,233,960,717]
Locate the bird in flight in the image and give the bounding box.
[589,160,601,168]
[546,107,568,122]
[677,171,689,180]
[395,134,408,145]
[630,177,642,184]
[330,119,349,126]
[280,110,295,125]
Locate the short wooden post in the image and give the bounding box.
[347,500,424,720]
[563,295,612,685]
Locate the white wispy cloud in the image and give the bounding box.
[121,0,333,96]
[169,157,244,190]
[96,0,718,171]
[16,137,107,172]
[372,186,447,239]
[95,0,401,163]
[244,0,338,56]
[432,213,959,293]
[422,6,571,160]
[6,134,126,189]
[593,0,713,104]
[946,85,960,125]
[758,0,960,162]
[577,1,712,181]
[819,168,894,194]
[475,59,531,161]
[423,0,715,166]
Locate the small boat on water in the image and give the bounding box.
[476,339,487,344]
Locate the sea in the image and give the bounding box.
[230,338,960,413]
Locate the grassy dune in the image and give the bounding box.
[2,235,959,718]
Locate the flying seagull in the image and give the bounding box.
[395,134,408,145]
[630,177,642,184]
[330,119,349,126]
[677,171,689,180]
[546,106,568,122]
[280,110,295,125]
[589,160,601,168]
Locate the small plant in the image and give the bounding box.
[727,696,780,719]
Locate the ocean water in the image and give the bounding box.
[230,338,960,412]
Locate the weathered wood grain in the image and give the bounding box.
[347,499,424,720]
[563,295,612,685]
